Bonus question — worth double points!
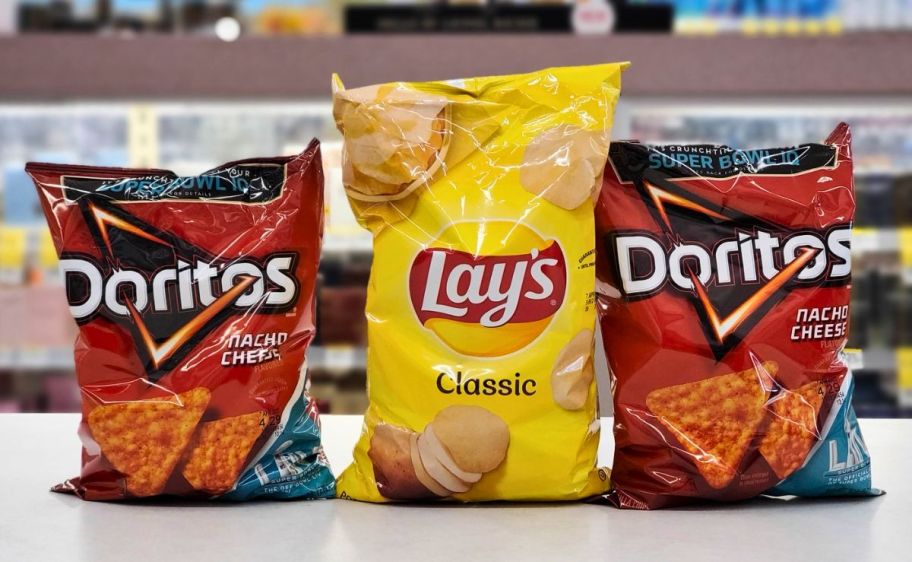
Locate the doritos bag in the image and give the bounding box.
[27,141,335,501]
[332,63,627,502]
[596,124,881,508]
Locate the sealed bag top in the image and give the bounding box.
[596,124,879,508]
[333,63,627,502]
[26,141,334,501]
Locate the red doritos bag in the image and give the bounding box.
[27,141,335,501]
[596,124,881,509]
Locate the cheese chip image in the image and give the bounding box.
[182,412,267,495]
[760,382,825,480]
[88,388,210,497]
[646,363,775,489]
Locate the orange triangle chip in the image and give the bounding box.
[87,387,210,497]
[760,381,825,480]
[646,362,775,489]
[182,411,267,495]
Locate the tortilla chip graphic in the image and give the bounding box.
[646,362,775,489]
[760,381,826,480]
[182,412,267,495]
[87,387,210,497]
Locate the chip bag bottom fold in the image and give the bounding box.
[27,141,335,501]
[596,124,882,509]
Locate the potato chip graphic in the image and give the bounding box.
[346,189,421,236]
[520,125,610,210]
[334,78,450,201]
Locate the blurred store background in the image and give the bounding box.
[0,0,910,416]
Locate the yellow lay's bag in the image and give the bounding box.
[333,63,628,502]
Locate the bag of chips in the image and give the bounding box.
[596,124,881,508]
[332,63,627,502]
[27,142,335,501]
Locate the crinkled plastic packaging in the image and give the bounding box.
[26,141,335,501]
[332,63,628,502]
[596,124,882,509]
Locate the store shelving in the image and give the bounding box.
[1,33,912,100]
[2,33,912,414]
[0,344,365,373]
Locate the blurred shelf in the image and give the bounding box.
[839,349,894,373]
[855,348,896,372]
[0,345,365,372]
[308,345,366,371]
[322,232,373,256]
[0,348,72,371]
[845,348,864,370]
[4,223,902,257]
[857,167,912,176]
[2,33,912,100]
[852,228,900,253]
[0,346,877,374]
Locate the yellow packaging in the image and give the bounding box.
[333,63,628,502]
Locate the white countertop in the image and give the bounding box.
[0,414,903,562]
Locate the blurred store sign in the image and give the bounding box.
[572,0,615,34]
[16,0,342,36]
[344,1,671,34]
[10,0,680,37]
[345,4,573,33]
[12,0,912,37]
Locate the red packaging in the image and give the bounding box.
[596,124,880,508]
[27,141,335,501]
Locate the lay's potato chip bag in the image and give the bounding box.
[332,63,628,502]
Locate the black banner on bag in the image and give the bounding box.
[61,163,286,204]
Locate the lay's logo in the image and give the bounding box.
[408,221,566,357]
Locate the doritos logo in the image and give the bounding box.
[610,180,851,357]
[60,202,299,380]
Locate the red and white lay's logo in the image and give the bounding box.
[408,221,566,357]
